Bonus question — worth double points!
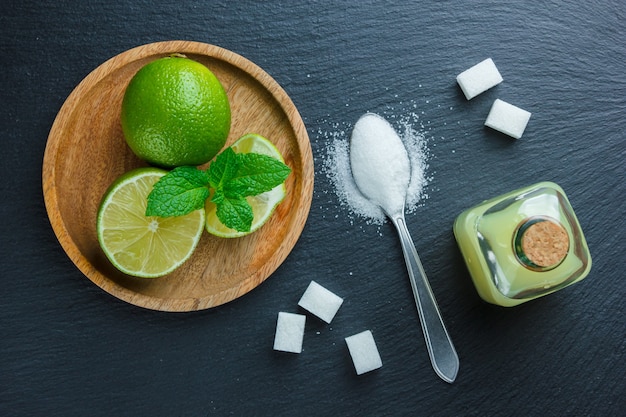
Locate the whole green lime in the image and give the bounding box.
[121,56,231,167]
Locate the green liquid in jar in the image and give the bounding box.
[453,182,592,307]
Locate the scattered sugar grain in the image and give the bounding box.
[323,131,385,223]
[484,99,531,139]
[273,312,306,354]
[456,58,503,100]
[345,330,383,375]
[298,281,344,324]
[400,121,430,214]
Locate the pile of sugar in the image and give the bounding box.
[349,113,411,216]
[321,113,430,225]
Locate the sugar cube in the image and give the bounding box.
[298,281,344,324]
[484,99,532,139]
[456,58,503,100]
[273,312,306,353]
[345,330,383,375]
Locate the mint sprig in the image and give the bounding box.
[146,146,291,233]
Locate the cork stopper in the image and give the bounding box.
[515,217,569,270]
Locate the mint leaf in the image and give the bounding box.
[224,153,291,197]
[212,190,254,232]
[146,166,210,217]
[207,147,239,190]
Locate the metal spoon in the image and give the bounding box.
[350,113,459,383]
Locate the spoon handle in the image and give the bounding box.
[392,215,459,383]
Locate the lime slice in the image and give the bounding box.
[97,167,205,278]
[205,133,287,238]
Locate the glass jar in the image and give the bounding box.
[453,182,592,307]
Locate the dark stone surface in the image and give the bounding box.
[1,1,624,415]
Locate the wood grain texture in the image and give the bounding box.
[42,40,314,311]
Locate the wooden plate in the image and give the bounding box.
[42,41,314,312]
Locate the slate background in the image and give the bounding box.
[1,1,624,416]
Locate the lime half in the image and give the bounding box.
[97,167,205,278]
[205,133,287,238]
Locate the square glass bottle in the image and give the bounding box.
[453,182,592,307]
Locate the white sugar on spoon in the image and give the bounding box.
[349,114,411,216]
[349,113,459,383]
